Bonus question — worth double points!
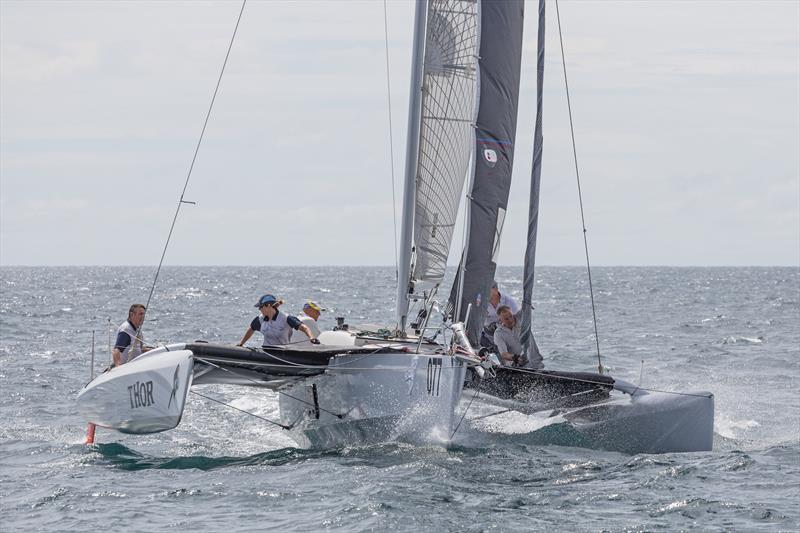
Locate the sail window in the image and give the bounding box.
[492,207,506,263]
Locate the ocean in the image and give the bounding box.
[1,266,798,532]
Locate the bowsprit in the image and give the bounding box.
[128,380,155,409]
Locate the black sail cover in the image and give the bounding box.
[449,0,525,343]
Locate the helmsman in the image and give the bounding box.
[112,304,151,367]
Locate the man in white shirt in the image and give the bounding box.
[485,281,519,326]
[294,301,323,340]
[493,305,543,369]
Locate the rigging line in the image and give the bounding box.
[554,0,603,375]
[382,0,400,282]
[190,390,291,430]
[143,0,247,315]
[450,375,481,440]
[193,357,345,418]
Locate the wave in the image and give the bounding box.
[722,335,765,345]
[91,442,335,471]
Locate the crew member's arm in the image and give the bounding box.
[493,331,515,365]
[237,327,255,347]
[288,315,317,342]
[137,333,153,353]
[499,352,515,364]
[112,330,132,367]
[297,323,314,340]
[112,347,123,367]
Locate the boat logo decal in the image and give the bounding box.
[168,364,180,409]
[483,148,497,167]
[128,380,155,409]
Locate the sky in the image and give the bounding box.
[1,0,798,267]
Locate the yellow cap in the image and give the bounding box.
[304,301,323,313]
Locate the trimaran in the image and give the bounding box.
[78,0,714,454]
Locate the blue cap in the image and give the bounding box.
[254,294,277,307]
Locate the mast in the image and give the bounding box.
[395,0,427,333]
[519,0,546,359]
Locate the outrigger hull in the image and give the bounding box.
[469,369,714,454]
[563,383,715,454]
[76,348,194,434]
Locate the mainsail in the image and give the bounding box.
[448,0,525,343]
[397,0,480,330]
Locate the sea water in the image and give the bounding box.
[0,266,798,532]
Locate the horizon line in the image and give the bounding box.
[1,264,799,268]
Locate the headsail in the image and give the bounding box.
[448,0,525,343]
[397,0,481,331]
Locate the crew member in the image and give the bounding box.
[294,301,323,339]
[112,303,151,367]
[485,281,520,326]
[493,305,543,369]
[237,294,317,347]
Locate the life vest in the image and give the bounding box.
[118,320,144,364]
[258,311,294,346]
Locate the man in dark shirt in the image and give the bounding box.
[112,303,151,367]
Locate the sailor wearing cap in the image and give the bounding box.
[294,301,323,340]
[485,280,520,326]
[236,294,318,347]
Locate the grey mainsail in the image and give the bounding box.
[397,0,480,331]
[519,0,545,362]
[448,0,525,343]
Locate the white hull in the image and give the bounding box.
[76,348,194,434]
[279,351,467,449]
